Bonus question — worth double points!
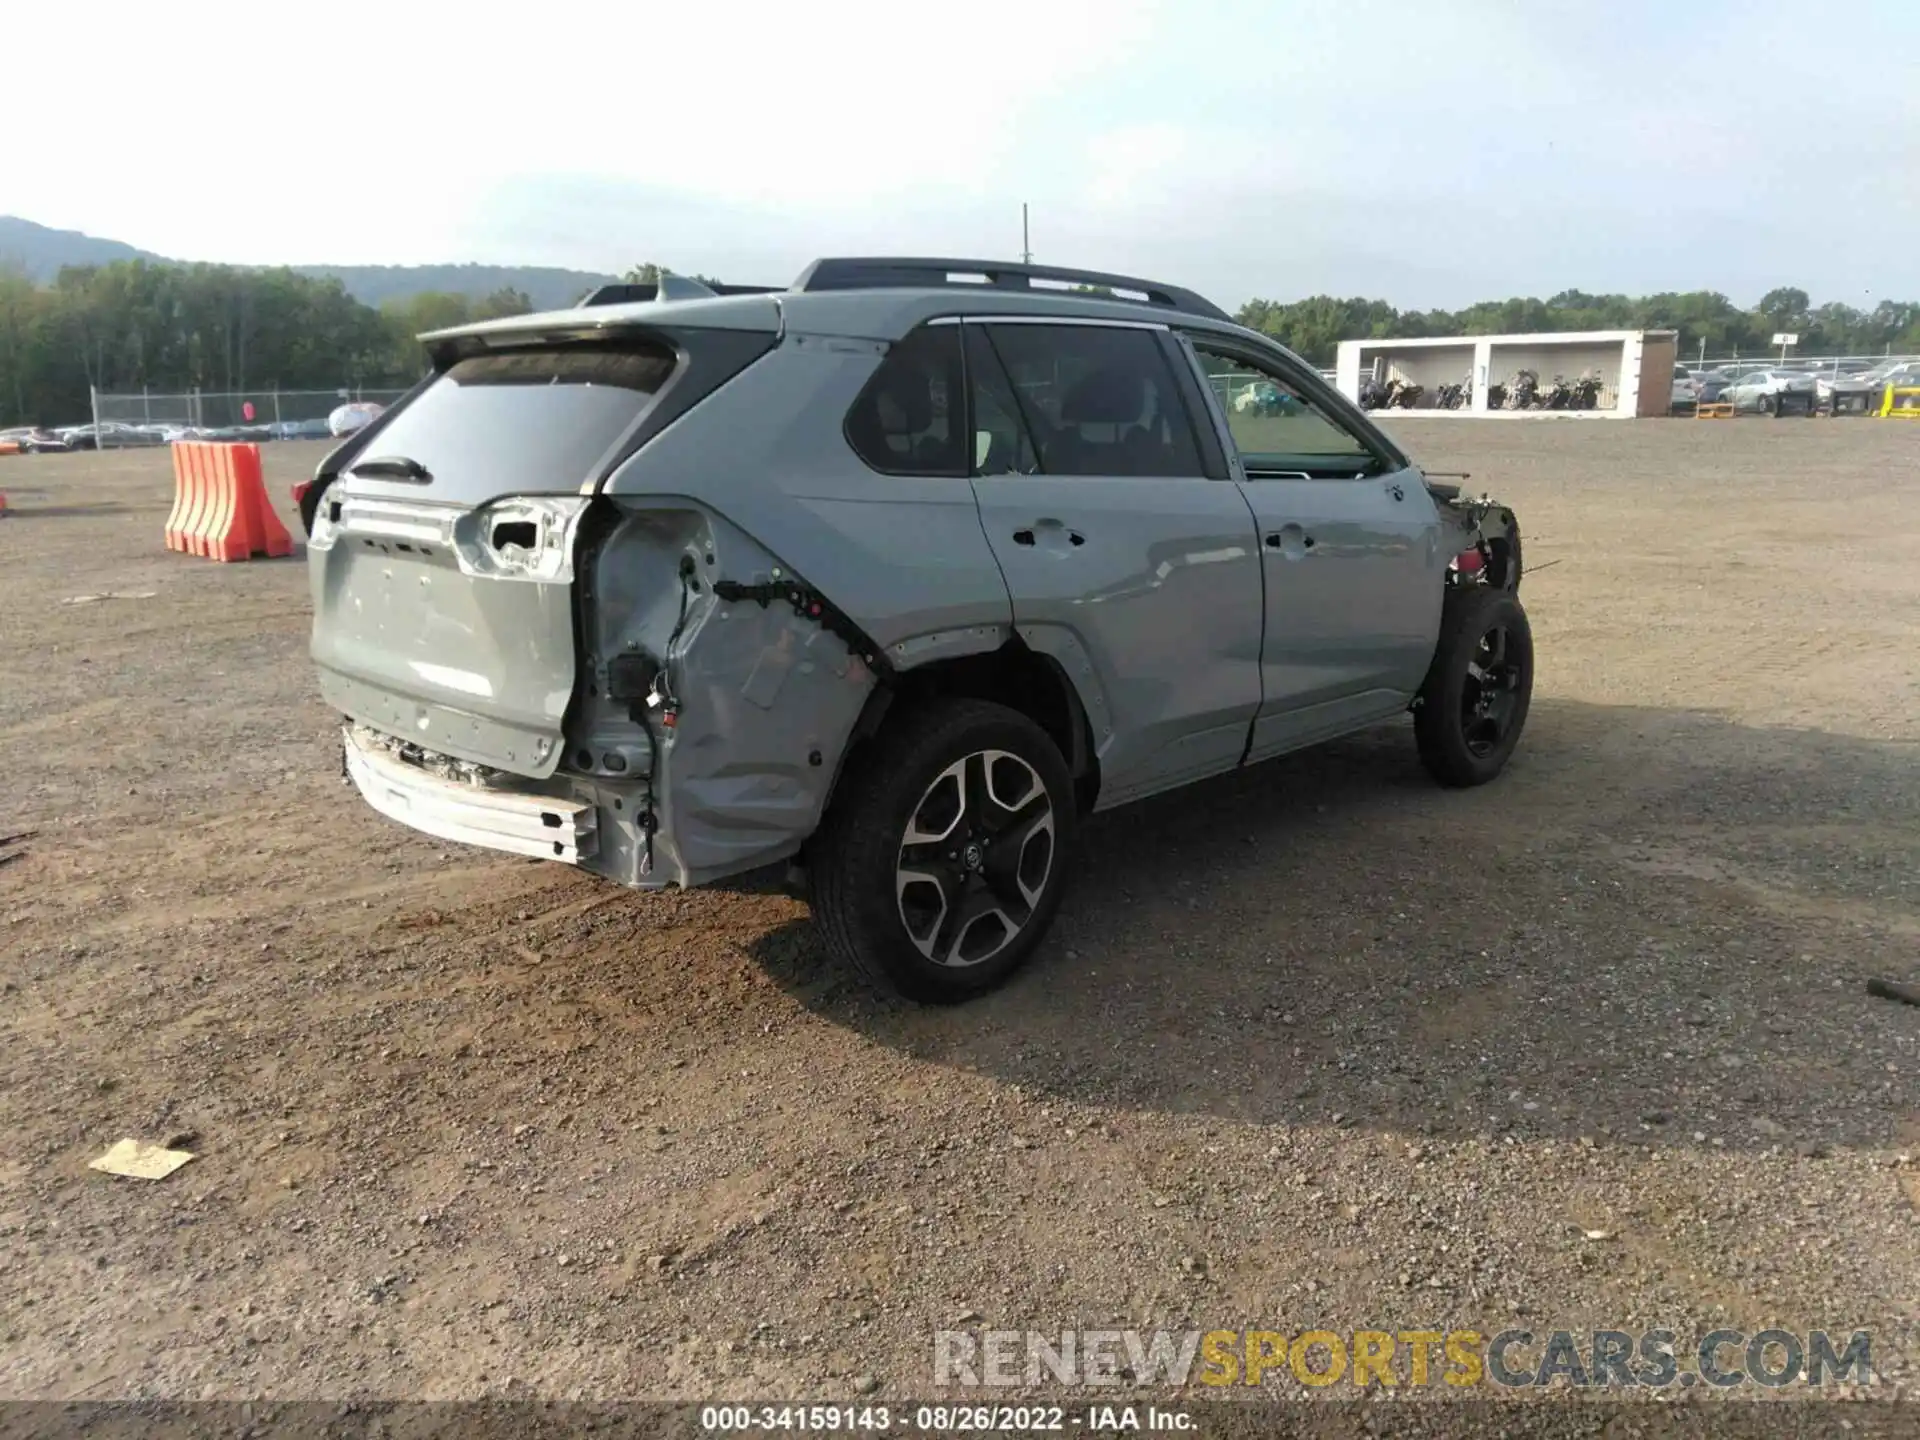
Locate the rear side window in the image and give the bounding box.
[980,324,1204,478]
[363,342,676,493]
[845,325,966,476]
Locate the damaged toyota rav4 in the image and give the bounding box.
[305,257,1531,1002]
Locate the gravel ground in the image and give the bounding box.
[0,421,1916,1423]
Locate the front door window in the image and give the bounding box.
[1192,346,1387,479]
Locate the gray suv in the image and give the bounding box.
[304,258,1532,1002]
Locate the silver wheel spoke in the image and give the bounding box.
[982,749,1042,818]
[996,805,1057,909]
[936,889,1017,968]
[902,758,968,846]
[895,866,956,958]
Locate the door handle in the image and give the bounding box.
[1013,521,1083,550]
[1265,529,1315,552]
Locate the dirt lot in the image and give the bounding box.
[1,420,1917,1410]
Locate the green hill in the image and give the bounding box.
[0,216,617,311]
[0,216,158,274]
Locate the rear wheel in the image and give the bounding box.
[1415,586,1534,788]
[810,700,1077,1002]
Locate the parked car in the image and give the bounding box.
[327,401,385,437]
[1670,365,1702,411]
[1814,367,1880,412]
[1232,379,1304,416]
[1859,359,1920,395]
[17,427,72,453]
[1726,369,1817,415]
[54,421,168,449]
[1689,369,1735,403]
[302,256,1534,1002]
[270,417,336,441]
[190,424,278,443]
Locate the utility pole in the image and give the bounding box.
[1021,203,1032,264]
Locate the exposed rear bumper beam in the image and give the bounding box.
[341,727,598,863]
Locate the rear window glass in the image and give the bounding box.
[364,343,676,492]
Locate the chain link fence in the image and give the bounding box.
[1690,352,1920,374]
[88,386,412,447]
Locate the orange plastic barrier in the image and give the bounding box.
[164,442,293,561]
[0,491,9,516]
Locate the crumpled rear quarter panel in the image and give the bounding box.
[573,501,879,887]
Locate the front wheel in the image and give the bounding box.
[1414,586,1534,788]
[810,700,1077,1002]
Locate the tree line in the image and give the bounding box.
[4,258,1916,429]
[1237,287,1920,368]
[0,260,535,428]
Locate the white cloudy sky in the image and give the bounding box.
[5,0,1914,310]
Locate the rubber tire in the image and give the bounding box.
[810,699,1078,1003]
[1414,585,1534,789]
[1761,394,1777,416]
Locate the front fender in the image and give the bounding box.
[1432,486,1522,592]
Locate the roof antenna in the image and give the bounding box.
[1021,203,1032,264]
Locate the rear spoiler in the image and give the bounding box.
[577,278,782,308]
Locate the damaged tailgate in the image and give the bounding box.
[310,491,585,777]
[307,340,694,778]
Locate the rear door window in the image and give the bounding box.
[980,323,1205,478]
[356,342,677,497]
[965,326,1041,475]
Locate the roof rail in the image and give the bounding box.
[789,257,1231,322]
[576,280,784,308]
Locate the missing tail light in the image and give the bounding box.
[451,496,589,582]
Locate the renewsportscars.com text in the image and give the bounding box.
[933,1327,1873,1390]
